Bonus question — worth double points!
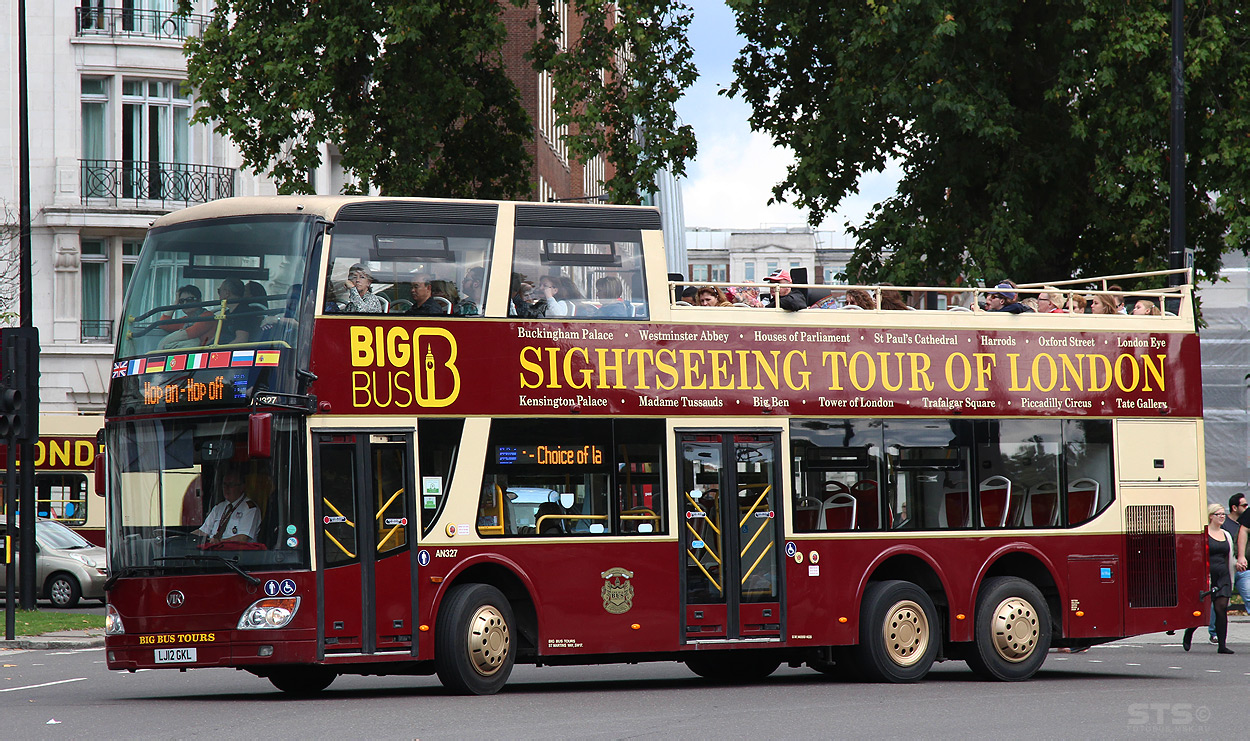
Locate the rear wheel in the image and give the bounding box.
[46,573,82,608]
[854,580,939,683]
[965,576,1051,681]
[685,652,780,683]
[435,583,516,695]
[267,667,337,695]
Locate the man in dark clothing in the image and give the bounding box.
[405,273,448,315]
[1210,492,1250,641]
[762,269,807,311]
[984,282,1032,313]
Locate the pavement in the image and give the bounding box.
[1,618,1247,654]
[0,628,104,651]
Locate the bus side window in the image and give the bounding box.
[1064,420,1114,526]
[615,420,666,535]
[420,419,463,536]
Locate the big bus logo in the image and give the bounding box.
[349,326,461,409]
[601,567,635,614]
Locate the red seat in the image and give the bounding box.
[979,475,1012,527]
[850,480,880,530]
[1068,478,1099,524]
[1028,482,1059,527]
[794,497,822,532]
[822,492,857,530]
[945,490,969,528]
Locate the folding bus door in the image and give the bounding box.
[679,432,784,642]
[313,432,416,656]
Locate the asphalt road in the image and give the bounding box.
[2,635,1247,738]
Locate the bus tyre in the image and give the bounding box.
[685,652,780,683]
[854,580,939,683]
[47,573,81,608]
[965,577,1051,681]
[435,583,516,695]
[267,667,336,695]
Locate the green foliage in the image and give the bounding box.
[729,0,1250,288]
[178,0,697,204]
[13,609,105,636]
[179,0,532,199]
[531,0,698,204]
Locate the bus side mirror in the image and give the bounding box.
[248,413,272,459]
[94,432,107,497]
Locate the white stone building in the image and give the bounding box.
[0,0,284,413]
[684,226,854,286]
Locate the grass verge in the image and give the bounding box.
[3,610,105,636]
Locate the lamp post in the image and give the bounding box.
[1167,0,1187,286]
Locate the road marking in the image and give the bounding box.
[0,677,86,693]
[1168,666,1182,670]
[1087,659,1103,663]
[1126,663,1141,666]
[1206,670,1221,673]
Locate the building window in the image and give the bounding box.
[744,262,755,281]
[81,237,142,343]
[537,2,570,167]
[766,260,778,277]
[824,266,847,285]
[122,78,191,199]
[82,77,110,197]
[689,264,728,283]
[690,265,708,282]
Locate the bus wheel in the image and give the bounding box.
[685,652,780,683]
[435,583,516,695]
[267,667,336,695]
[854,580,938,683]
[47,573,82,608]
[965,576,1051,681]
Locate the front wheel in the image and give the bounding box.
[965,576,1051,681]
[435,583,516,695]
[267,667,337,695]
[854,580,939,683]
[47,573,82,608]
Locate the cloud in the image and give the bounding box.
[682,129,901,233]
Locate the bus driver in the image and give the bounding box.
[192,470,261,544]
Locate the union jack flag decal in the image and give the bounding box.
[112,361,129,378]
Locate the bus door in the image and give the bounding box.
[679,432,784,642]
[313,432,415,656]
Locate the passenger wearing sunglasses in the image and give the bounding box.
[158,284,214,349]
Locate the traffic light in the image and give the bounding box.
[0,328,36,444]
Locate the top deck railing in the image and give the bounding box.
[669,268,1193,320]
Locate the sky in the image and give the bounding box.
[674,2,901,234]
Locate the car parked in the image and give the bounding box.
[0,517,108,607]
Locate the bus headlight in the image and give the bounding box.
[238,597,301,629]
[105,604,125,635]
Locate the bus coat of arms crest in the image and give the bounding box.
[601,567,635,614]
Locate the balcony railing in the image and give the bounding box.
[81,159,236,207]
[76,7,210,41]
[81,319,114,343]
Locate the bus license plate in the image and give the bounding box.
[154,647,197,664]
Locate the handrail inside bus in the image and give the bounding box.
[741,541,775,588]
[534,513,608,533]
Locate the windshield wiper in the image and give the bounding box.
[104,566,143,592]
[153,555,262,587]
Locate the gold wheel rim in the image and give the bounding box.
[467,604,510,677]
[883,599,929,667]
[989,596,1039,663]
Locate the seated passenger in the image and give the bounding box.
[879,284,909,310]
[1037,286,1066,313]
[845,289,875,309]
[980,282,1032,314]
[1131,299,1161,316]
[596,276,633,315]
[158,284,215,349]
[762,270,807,311]
[535,275,575,317]
[406,273,449,315]
[1089,293,1117,315]
[695,285,731,307]
[462,267,486,308]
[1067,293,1088,314]
[218,277,262,343]
[343,264,386,314]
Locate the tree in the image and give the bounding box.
[178,0,697,204]
[180,0,532,199]
[0,202,19,324]
[532,0,698,204]
[729,0,1250,287]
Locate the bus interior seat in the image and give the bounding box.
[536,502,564,535]
[849,480,881,530]
[1068,478,1099,523]
[1028,481,1059,526]
[794,496,822,532]
[978,475,1012,527]
[944,490,970,528]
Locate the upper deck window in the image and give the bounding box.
[510,226,649,320]
[116,216,317,359]
[325,221,494,317]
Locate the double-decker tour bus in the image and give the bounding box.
[102,196,1207,694]
[0,415,105,544]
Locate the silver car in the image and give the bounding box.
[0,518,107,607]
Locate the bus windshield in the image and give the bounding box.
[106,414,309,575]
[115,215,318,360]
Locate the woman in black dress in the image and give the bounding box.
[1183,503,1236,654]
